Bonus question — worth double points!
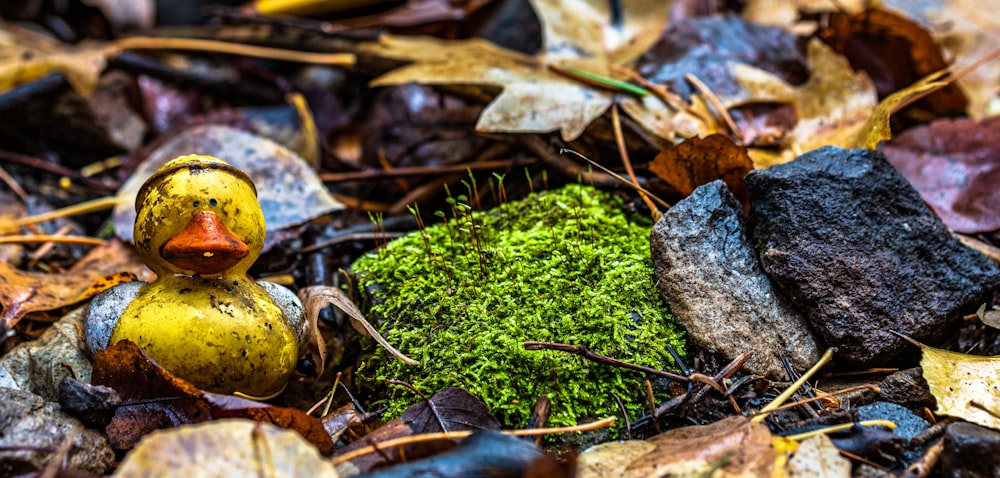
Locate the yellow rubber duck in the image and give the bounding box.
[85,155,306,399]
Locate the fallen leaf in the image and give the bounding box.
[854,72,949,149]
[300,285,417,370]
[112,124,343,247]
[820,7,968,121]
[0,23,109,96]
[634,14,807,103]
[624,416,776,477]
[361,0,671,141]
[880,0,1000,118]
[333,387,500,474]
[0,240,147,330]
[114,419,339,478]
[0,306,93,402]
[578,440,656,478]
[91,340,335,454]
[339,430,549,478]
[648,133,753,205]
[787,434,851,478]
[748,39,878,168]
[917,340,1000,430]
[880,116,1000,234]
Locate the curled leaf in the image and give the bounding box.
[299,285,418,366]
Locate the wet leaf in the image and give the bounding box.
[748,39,877,168]
[649,133,753,205]
[361,0,671,141]
[917,340,1000,430]
[0,24,109,96]
[115,419,339,478]
[113,125,343,247]
[854,72,950,150]
[342,431,549,478]
[787,434,851,478]
[0,306,93,402]
[92,340,335,454]
[635,14,807,103]
[333,387,500,474]
[880,116,1000,234]
[576,416,776,478]
[820,7,968,121]
[881,0,1000,118]
[0,240,147,330]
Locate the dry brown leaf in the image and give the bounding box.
[577,440,656,478]
[299,285,417,366]
[623,416,776,477]
[114,419,339,478]
[917,340,1000,431]
[92,340,335,454]
[881,0,1000,118]
[649,133,753,205]
[361,0,671,141]
[0,240,147,330]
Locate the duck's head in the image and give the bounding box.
[135,155,265,278]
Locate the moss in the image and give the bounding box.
[351,184,686,427]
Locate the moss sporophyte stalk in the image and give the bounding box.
[351,183,686,427]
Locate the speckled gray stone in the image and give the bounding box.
[651,180,821,379]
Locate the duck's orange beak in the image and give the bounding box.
[161,210,249,275]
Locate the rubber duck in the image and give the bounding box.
[85,155,306,399]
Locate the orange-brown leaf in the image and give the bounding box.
[649,134,753,205]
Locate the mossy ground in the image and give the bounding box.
[351,183,686,427]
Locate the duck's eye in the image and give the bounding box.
[209,198,218,207]
[193,201,200,207]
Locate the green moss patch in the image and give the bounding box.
[351,184,686,427]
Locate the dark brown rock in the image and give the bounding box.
[878,368,935,410]
[746,146,1000,366]
[650,180,821,379]
[941,422,1000,478]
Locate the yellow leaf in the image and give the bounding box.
[919,341,1000,430]
[0,25,108,96]
[360,0,671,141]
[115,419,339,478]
[853,72,950,150]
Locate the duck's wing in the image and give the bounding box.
[258,281,307,346]
[84,281,143,353]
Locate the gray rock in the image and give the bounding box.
[941,422,1000,478]
[0,387,114,476]
[746,146,1000,366]
[650,180,821,379]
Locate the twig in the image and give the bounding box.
[611,104,660,220]
[523,341,688,383]
[516,135,621,188]
[0,150,117,193]
[386,379,448,433]
[0,164,28,202]
[330,417,616,466]
[685,73,740,141]
[752,348,834,424]
[107,37,355,66]
[609,64,707,122]
[320,158,539,182]
[0,235,106,246]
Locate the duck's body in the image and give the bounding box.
[85,155,306,398]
